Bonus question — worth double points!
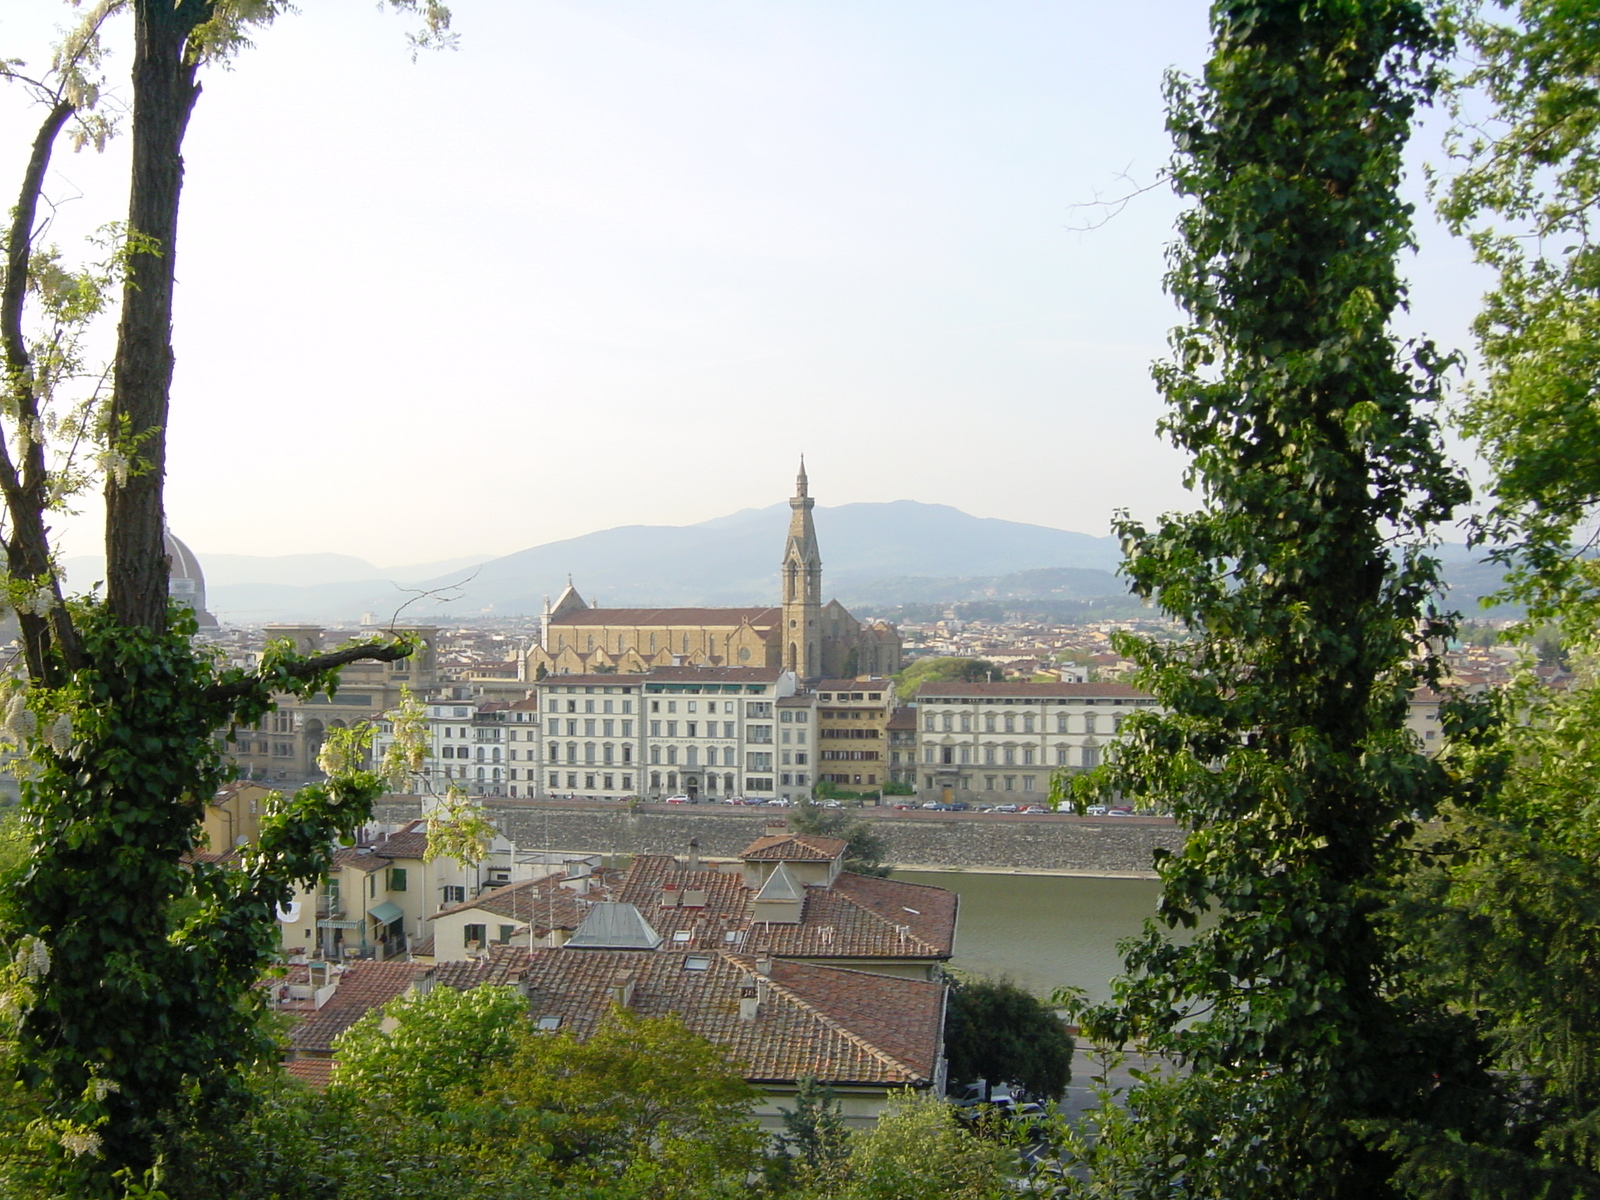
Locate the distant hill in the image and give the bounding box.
[70,503,1518,625]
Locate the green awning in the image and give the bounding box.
[369,901,403,925]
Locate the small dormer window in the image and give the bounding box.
[537,1015,562,1031]
[684,955,711,971]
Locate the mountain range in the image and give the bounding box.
[59,502,1514,625]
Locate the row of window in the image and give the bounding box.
[923,711,1124,734]
[926,744,1103,767]
[555,719,635,737]
[924,774,1040,792]
[549,742,636,766]
[648,745,737,767]
[549,698,635,715]
[546,772,635,793]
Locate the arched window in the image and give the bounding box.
[682,634,690,654]
[587,635,595,651]
[476,767,485,780]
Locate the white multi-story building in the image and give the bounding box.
[914,681,1159,803]
[638,666,796,800]
[536,674,645,800]
[371,691,541,799]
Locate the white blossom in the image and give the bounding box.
[4,696,36,741]
[58,1130,101,1157]
[19,936,50,980]
[48,712,72,756]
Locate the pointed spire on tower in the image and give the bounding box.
[796,455,809,498]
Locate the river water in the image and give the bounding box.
[894,870,1167,1004]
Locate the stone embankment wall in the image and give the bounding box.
[370,800,1183,878]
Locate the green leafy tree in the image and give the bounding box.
[893,657,1001,698]
[789,801,890,877]
[485,1007,763,1186]
[770,1075,851,1192]
[0,2,450,1189]
[1060,1,1487,1196]
[831,1091,1011,1200]
[1437,0,1600,633]
[331,983,530,1116]
[944,976,1073,1102]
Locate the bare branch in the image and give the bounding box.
[1066,164,1170,233]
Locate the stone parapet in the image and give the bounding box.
[369,800,1183,877]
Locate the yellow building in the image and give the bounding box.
[527,463,901,682]
[814,679,897,791]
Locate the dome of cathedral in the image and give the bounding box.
[165,529,219,629]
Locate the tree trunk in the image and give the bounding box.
[106,0,209,633]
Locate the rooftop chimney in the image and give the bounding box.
[687,837,701,873]
[738,983,760,1022]
[756,955,773,978]
[609,970,637,1009]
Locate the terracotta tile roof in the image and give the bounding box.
[887,706,917,730]
[331,847,391,874]
[551,607,780,628]
[287,960,429,1055]
[918,681,1152,699]
[284,1059,334,1090]
[375,820,430,861]
[537,674,648,686]
[508,949,942,1087]
[812,873,957,956]
[740,833,848,862]
[646,666,783,682]
[430,944,533,989]
[616,857,955,962]
[431,870,621,934]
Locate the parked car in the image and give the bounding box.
[1085,804,1108,816]
[820,799,843,808]
[664,794,689,804]
[892,803,914,811]
[764,797,792,807]
[1106,806,1134,816]
[993,804,1020,813]
[1021,805,1048,814]
[948,801,971,811]
[921,801,941,809]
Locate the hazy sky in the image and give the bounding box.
[0,1,1488,567]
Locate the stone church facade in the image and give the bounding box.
[526,464,901,682]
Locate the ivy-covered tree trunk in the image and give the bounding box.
[1067,2,1484,1196]
[0,3,450,1191]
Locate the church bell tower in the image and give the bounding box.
[781,457,822,680]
